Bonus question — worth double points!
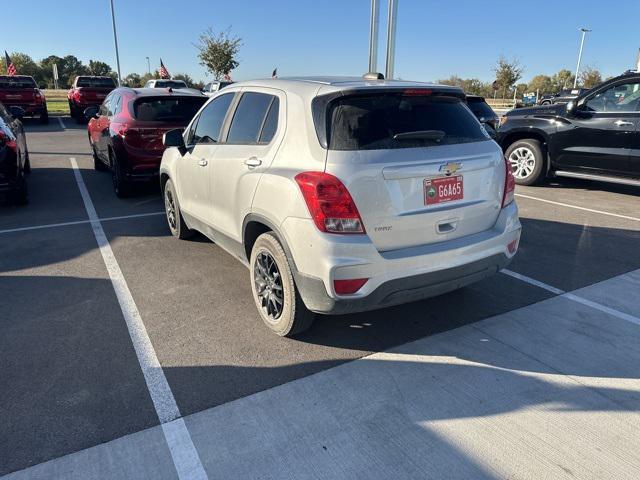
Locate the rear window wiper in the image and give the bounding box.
[393,130,445,141]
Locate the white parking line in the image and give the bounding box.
[0,212,164,235]
[69,158,208,480]
[515,193,640,222]
[502,268,640,327]
[57,117,65,129]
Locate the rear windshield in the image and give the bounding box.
[466,98,495,118]
[132,96,207,122]
[153,80,187,89]
[327,93,487,151]
[0,77,36,89]
[77,77,116,88]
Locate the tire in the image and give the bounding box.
[90,141,107,171]
[540,101,551,106]
[110,149,132,198]
[69,103,77,120]
[163,179,193,240]
[250,232,315,337]
[40,108,49,124]
[505,139,545,186]
[10,171,28,205]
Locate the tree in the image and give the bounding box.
[437,76,493,97]
[87,60,114,77]
[551,69,574,92]
[493,56,523,99]
[172,73,194,87]
[124,73,142,87]
[527,75,553,95]
[579,66,602,89]
[39,55,65,88]
[195,27,242,80]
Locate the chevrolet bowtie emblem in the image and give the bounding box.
[439,162,462,176]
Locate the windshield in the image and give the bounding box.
[133,96,206,122]
[153,80,187,89]
[326,92,487,151]
[0,76,36,89]
[76,77,116,88]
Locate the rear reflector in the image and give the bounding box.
[334,278,368,295]
[507,238,519,254]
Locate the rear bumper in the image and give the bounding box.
[296,253,511,314]
[6,103,45,116]
[282,201,521,314]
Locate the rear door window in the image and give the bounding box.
[327,92,487,151]
[226,92,277,144]
[191,93,234,144]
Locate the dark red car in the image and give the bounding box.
[0,75,48,124]
[87,87,207,197]
[68,76,117,123]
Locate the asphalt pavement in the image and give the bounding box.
[1,116,639,479]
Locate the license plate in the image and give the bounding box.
[424,175,463,205]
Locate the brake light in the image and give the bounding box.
[502,155,516,207]
[334,278,368,295]
[0,131,17,152]
[295,171,365,234]
[403,89,432,96]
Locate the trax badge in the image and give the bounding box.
[439,162,462,176]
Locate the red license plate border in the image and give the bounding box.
[424,175,464,205]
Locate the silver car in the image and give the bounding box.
[160,76,521,336]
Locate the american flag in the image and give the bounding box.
[223,72,232,81]
[158,59,170,79]
[5,51,16,76]
[272,68,277,79]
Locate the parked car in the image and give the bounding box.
[144,79,188,89]
[202,80,234,96]
[498,71,640,186]
[160,76,521,336]
[86,87,207,197]
[538,88,588,105]
[0,102,30,204]
[68,76,116,123]
[466,95,499,134]
[0,75,48,124]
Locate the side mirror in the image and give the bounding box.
[8,106,25,119]
[163,128,185,149]
[565,100,579,116]
[84,106,99,119]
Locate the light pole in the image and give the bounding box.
[146,56,151,75]
[368,0,380,74]
[109,0,122,86]
[573,27,591,88]
[384,0,398,79]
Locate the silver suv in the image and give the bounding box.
[160,76,521,336]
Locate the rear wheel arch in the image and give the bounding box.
[242,215,297,270]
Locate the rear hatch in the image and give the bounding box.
[0,76,39,106]
[319,88,505,252]
[122,95,207,151]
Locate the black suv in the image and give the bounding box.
[497,71,640,187]
[538,88,588,106]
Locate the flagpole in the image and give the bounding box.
[109,0,122,86]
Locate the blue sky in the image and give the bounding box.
[3,0,639,83]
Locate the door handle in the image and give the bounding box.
[614,120,634,127]
[198,159,208,167]
[244,157,262,167]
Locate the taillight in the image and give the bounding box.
[295,171,365,234]
[0,131,17,152]
[502,155,516,207]
[334,278,368,295]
